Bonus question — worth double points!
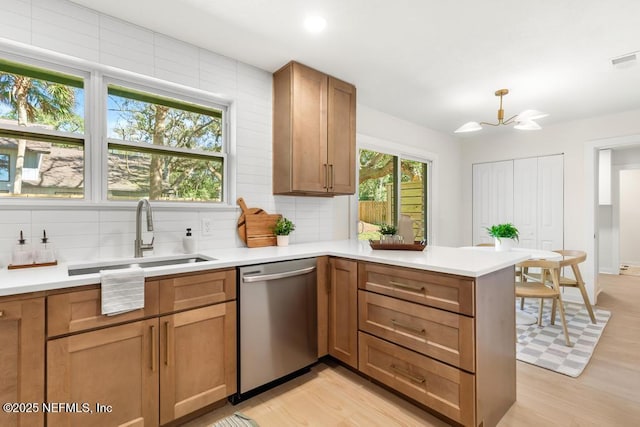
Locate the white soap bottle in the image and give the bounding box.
[35,230,56,264]
[182,228,196,254]
[11,230,33,266]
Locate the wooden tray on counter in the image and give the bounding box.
[369,240,426,251]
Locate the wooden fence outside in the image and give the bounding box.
[358,182,425,240]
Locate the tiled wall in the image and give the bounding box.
[0,0,338,266]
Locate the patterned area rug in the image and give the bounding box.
[516,300,611,377]
[212,412,259,427]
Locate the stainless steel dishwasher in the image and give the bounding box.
[235,258,317,401]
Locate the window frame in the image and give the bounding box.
[0,45,237,209]
[0,54,90,203]
[355,135,434,245]
[102,77,229,204]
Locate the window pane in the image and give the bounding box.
[107,88,223,153]
[0,137,84,198]
[0,154,8,181]
[400,159,427,241]
[0,61,84,134]
[358,149,396,240]
[107,146,223,202]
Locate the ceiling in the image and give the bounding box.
[69,0,640,135]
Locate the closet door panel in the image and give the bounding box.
[538,155,564,251]
[514,158,538,249]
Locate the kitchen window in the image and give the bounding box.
[358,148,430,242]
[106,85,226,202]
[0,59,85,198]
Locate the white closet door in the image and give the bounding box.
[513,158,538,249]
[472,161,514,245]
[537,155,564,251]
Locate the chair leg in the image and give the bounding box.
[555,295,573,347]
[520,297,525,310]
[551,299,557,325]
[538,299,544,326]
[573,265,597,324]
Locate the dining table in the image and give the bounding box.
[460,246,562,325]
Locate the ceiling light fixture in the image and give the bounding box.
[304,15,327,33]
[454,89,548,133]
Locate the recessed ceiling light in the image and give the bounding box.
[304,15,327,33]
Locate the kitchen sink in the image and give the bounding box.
[68,255,215,276]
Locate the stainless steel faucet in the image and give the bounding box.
[134,198,154,257]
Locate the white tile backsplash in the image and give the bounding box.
[0,0,341,265]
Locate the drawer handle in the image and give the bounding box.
[0,310,4,318]
[389,281,425,292]
[390,364,425,384]
[391,319,425,335]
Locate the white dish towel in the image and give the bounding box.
[100,267,145,316]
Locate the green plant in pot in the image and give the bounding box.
[486,223,519,251]
[273,217,295,246]
[379,223,397,243]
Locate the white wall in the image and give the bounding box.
[461,109,640,302]
[0,0,342,265]
[356,104,463,247]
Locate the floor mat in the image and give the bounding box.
[212,412,259,427]
[516,300,611,377]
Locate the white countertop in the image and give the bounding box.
[0,240,529,297]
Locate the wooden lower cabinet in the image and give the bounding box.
[359,332,475,426]
[328,257,358,368]
[159,302,236,425]
[47,319,158,427]
[0,297,45,427]
[46,269,237,427]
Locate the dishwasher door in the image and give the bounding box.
[239,258,318,395]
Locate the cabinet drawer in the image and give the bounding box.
[358,332,475,426]
[159,269,236,314]
[358,262,475,316]
[47,282,159,337]
[358,291,474,372]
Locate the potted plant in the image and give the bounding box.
[486,223,519,251]
[379,223,398,243]
[273,217,295,246]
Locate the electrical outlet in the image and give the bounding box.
[201,218,212,236]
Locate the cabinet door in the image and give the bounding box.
[0,297,44,427]
[328,258,358,368]
[47,319,158,427]
[291,62,328,193]
[160,302,236,425]
[327,77,356,194]
[514,157,539,249]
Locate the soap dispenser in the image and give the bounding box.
[11,230,33,266]
[35,230,56,264]
[183,228,196,254]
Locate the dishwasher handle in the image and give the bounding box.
[242,265,316,283]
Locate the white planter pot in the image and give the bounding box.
[276,235,289,247]
[494,237,515,252]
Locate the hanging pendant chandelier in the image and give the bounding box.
[454,89,548,133]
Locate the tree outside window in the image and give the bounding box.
[358,149,428,241]
[106,86,225,202]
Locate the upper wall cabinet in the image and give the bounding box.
[273,61,356,196]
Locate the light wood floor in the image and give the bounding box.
[184,274,640,427]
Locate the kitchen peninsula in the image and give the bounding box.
[0,241,527,427]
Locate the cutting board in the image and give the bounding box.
[245,214,282,248]
[237,197,266,245]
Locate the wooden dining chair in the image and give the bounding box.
[523,250,596,324]
[516,259,572,347]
